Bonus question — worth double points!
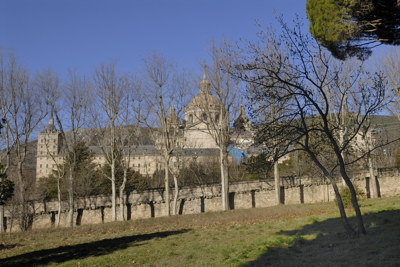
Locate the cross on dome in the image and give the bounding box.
[200,65,211,94]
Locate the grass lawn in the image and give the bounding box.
[0,196,399,266]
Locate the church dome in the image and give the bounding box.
[183,69,222,148]
[186,71,221,114]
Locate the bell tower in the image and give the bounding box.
[36,111,63,178]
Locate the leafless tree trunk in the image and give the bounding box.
[0,51,12,232]
[40,68,91,227]
[269,93,281,205]
[143,53,173,216]
[172,173,179,215]
[143,52,190,216]
[219,145,229,210]
[117,76,145,221]
[376,48,400,120]
[35,68,64,225]
[1,52,46,231]
[201,42,241,211]
[273,161,280,204]
[357,119,379,199]
[375,49,400,195]
[367,152,378,198]
[119,168,127,221]
[93,61,126,221]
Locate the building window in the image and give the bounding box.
[138,163,140,168]
[189,114,193,123]
[202,113,207,121]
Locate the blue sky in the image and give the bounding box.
[0,0,307,78]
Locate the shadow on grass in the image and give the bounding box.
[0,229,190,267]
[243,209,400,267]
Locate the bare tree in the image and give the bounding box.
[169,70,192,215]
[143,52,174,216]
[199,41,241,211]
[372,48,400,195]
[92,61,127,221]
[0,49,12,232]
[376,48,400,118]
[35,68,63,226]
[116,76,146,220]
[0,52,46,231]
[231,19,390,235]
[37,68,92,227]
[142,52,190,216]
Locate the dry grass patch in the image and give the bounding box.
[0,196,399,266]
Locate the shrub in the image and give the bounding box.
[338,184,365,209]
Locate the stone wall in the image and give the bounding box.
[3,170,400,232]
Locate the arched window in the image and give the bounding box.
[189,114,193,123]
[202,113,208,121]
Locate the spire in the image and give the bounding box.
[169,103,175,116]
[199,65,211,94]
[43,107,57,133]
[233,105,251,132]
[167,103,179,125]
[49,108,55,127]
[240,105,245,116]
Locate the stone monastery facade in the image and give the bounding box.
[36,72,253,179]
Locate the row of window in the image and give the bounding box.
[132,163,151,168]
[187,113,220,123]
[40,138,57,143]
[39,145,58,150]
[39,164,57,168]
[94,156,151,161]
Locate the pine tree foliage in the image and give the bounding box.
[307,0,400,59]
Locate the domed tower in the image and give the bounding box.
[184,69,222,148]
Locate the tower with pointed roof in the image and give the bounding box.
[36,112,63,178]
[166,104,180,127]
[231,105,254,150]
[233,105,252,132]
